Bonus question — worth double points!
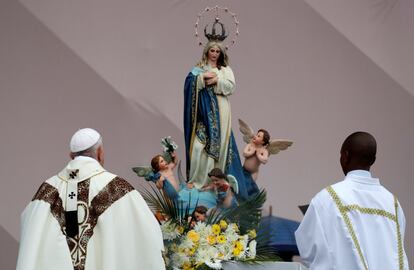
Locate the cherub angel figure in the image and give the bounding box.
[239,119,293,181]
[201,168,239,208]
[133,137,181,200]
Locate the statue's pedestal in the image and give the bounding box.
[223,262,308,270]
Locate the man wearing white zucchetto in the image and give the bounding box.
[16,128,165,270]
[295,131,409,270]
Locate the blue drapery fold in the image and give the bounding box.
[184,70,221,176]
[183,68,259,200]
[225,132,259,200]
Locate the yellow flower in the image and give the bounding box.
[219,220,228,230]
[187,230,200,243]
[170,243,178,252]
[212,224,221,235]
[182,261,193,270]
[207,235,216,245]
[248,229,257,239]
[234,240,244,250]
[233,224,239,232]
[177,226,184,234]
[217,234,226,244]
[233,247,241,256]
[189,246,197,255]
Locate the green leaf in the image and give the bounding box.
[138,183,196,224]
[206,189,267,234]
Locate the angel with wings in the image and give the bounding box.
[200,168,239,209]
[132,137,181,201]
[239,119,293,181]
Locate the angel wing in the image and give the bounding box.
[267,140,293,155]
[238,119,255,144]
[132,166,153,178]
[227,174,239,195]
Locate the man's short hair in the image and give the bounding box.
[342,131,376,167]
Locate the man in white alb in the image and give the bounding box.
[16,128,165,270]
[295,131,409,270]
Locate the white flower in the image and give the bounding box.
[247,240,257,258]
[224,224,239,243]
[220,244,234,259]
[196,245,219,264]
[195,246,211,264]
[170,252,187,268]
[161,136,178,152]
[205,260,223,269]
[194,222,211,238]
[179,238,194,249]
[160,220,180,240]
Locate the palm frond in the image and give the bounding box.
[195,264,212,270]
[255,246,281,261]
[240,254,282,264]
[255,226,275,247]
[207,189,266,234]
[139,183,196,223]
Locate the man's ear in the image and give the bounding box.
[97,146,104,165]
[371,155,376,166]
[343,150,351,165]
[343,150,349,160]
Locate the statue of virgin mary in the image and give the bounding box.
[184,36,258,200]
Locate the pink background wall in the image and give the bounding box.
[1,0,412,268]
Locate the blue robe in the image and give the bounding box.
[183,67,258,200]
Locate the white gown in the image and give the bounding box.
[295,170,409,270]
[16,156,165,270]
[189,65,235,189]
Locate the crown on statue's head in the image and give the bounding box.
[194,6,239,49]
[204,17,228,42]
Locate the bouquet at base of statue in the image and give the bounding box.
[161,219,258,270]
[138,174,279,269]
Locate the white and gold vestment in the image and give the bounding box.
[16,156,165,270]
[295,170,409,270]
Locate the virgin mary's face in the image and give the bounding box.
[207,45,221,63]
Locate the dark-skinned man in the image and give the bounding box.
[295,131,408,270]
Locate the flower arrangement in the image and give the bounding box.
[161,219,258,269]
[139,185,280,270]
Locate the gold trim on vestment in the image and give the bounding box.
[326,186,404,270]
[394,197,404,270]
[326,186,369,270]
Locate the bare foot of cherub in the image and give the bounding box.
[187,183,194,189]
